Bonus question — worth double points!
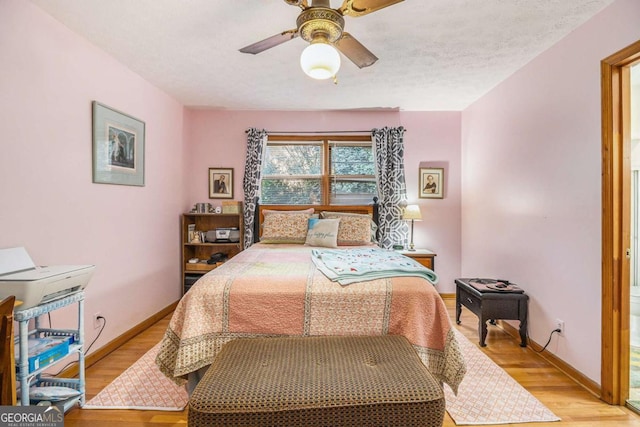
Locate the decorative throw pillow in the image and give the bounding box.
[261,212,311,244]
[320,211,378,243]
[305,219,340,248]
[321,212,374,246]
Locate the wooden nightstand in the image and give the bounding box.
[397,249,436,271]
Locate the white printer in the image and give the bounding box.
[0,247,94,311]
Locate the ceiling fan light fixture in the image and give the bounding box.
[300,41,341,80]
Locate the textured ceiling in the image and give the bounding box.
[30,0,615,111]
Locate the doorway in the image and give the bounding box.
[627,63,640,411]
[601,40,640,406]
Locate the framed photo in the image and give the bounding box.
[419,167,444,199]
[92,101,145,186]
[209,168,234,199]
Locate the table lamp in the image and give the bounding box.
[402,204,422,251]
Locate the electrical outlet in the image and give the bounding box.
[93,312,103,330]
[555,319,565,336]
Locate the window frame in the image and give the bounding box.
[263,134,375,205]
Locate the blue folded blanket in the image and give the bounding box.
[311,247,438,286]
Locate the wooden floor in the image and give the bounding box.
[62,298,640,426]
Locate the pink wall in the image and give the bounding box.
[461,0,640,383]
[10,0,634,388]
[183,110,462,292]
[0,1,186,353]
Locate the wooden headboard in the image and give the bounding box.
[253,198,379,243]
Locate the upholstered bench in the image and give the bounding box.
[188,335,445,427]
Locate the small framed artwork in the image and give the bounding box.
[209,168,234,199]
[419,167,444,199]
[92,101,145,186]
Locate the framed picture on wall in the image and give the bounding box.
[419,167,444,199]
[209,168,234,199]
[92,101,145,186]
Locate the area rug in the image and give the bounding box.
[83,343,188,411]
[84,331,560,424]
[444,329,560,425]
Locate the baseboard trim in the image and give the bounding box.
[499,320,601,399]
[58,301,179,378]
[440,293,601,398]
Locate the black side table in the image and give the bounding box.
[455,278,529,347]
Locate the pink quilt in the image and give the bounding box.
[156,243,466,393]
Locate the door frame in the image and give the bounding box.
[601,39,640,405]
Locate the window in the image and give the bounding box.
[260,135,377,205]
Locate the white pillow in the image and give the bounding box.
[305,219,340,248]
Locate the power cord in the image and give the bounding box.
[85,315,106,354]
[533,328,561,353]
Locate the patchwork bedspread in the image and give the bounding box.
[156,243,466,393]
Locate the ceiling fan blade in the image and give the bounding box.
[334,33,378,68]
[339,0,404,17]
[239,29,299,54]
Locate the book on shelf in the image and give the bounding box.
[187,224,195,243]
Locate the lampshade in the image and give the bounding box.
[402,205,422,221]
[300,42,341,80]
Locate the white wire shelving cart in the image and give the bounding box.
[13,291,85,411]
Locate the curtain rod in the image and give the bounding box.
[245,129,406,134]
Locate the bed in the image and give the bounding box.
[156,203,466,394]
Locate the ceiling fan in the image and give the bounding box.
[239,0,404,80]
